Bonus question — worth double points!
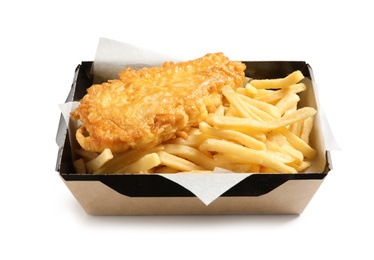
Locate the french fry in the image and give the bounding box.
[93,146,164,174]
[289,119,303,137]
[276,92,300,115]
[73,158,86,174]
[300,116,314,143]
[225,87,279,121]
[267,132,304,164]
[213,149,294,165]
[260,167,278,173]
[157,150,204,172]
[235,87,247,96]
[164,131,209,148]
[113,153,161,174]
[237,92,281,119]
[223,85,262,120]
[244,83,258,98]
[254,83,306,104]
[288,160,312,172]
[213,153,245,164]
[276,127,317,159]
[154,166,179,173]
[249,164,261,172]
[214,163,253,173]
[86,148,113,173]
[250,70,304,89]
[76,148,99,161]
[214,104,225,116]
[212,156,261,173]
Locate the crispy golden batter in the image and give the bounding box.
[71,53,246,153]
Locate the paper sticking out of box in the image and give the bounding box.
[92,38,179,83]
[160,172,251,205]
[58,37,332,208]
[312,83,341,154]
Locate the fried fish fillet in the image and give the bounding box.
[71,53,246,153]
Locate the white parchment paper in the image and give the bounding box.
[160,172,250,205]
[92,38,180,83]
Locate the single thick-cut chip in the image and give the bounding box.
[85,148,113,173]
[113,153,161,174]
[250,70,304,89]
[157,150,204,172]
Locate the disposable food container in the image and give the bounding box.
[55,60,331,215]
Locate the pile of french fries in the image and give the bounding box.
[73,70,317,174]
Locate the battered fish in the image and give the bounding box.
[71,53,246,153]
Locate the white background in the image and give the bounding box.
[1,0,373,259]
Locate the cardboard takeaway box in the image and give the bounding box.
[55,60,332,215]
